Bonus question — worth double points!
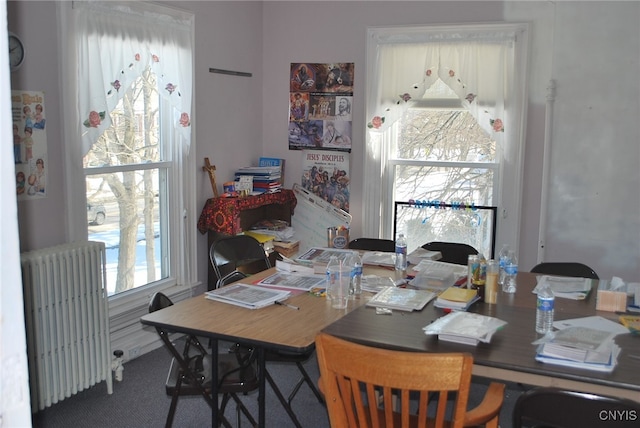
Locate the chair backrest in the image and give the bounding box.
[209,235,271,287]
[421,241,479,265]
[218,270,249,287]
[348,238,396,252]
[315,332,501,428]
[530,262,599,279]
[512,387,640,428]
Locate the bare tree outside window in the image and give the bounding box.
[85,68,165,294]
[391,103,498,255]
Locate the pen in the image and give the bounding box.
[275,301,299,310]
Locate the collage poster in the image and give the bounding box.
[288,63,354,152]
[12,90,48,200]
[301,150,350,212]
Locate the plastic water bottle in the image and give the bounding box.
[394,233,407,272]
[498,244,511,286]
[535,282,555,334]
[346,251,363,295]
[503,251,518,293]
[325,255,340,302]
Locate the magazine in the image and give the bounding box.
[204,283,291,309]
[256,272,326,291]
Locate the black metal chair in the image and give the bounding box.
[348,237,396,252]
[210,236,323,428]
[512,387,640,428]
[530,262,599,279]
[209,234,272,287]
[421,241,479,265]
[148,292,258,428]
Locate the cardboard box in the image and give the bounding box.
[596,282,627,312]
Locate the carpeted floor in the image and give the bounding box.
[32,340,525,427]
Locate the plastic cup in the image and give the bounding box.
[330,268,350,309]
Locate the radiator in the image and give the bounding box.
[21,241,113,412]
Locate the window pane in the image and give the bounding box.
[395,202,495,258]
[394,165,494,206]
[84,70,160,168]
[87,171,164,295]
[397,109,496,162]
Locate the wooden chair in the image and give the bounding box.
[421,241,479,265]
[315,332,504,428]
[148,292,258,428]
[512,387,640,428]
[349,238,396,252]
[530,262,599,280]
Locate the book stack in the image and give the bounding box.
[366,286,437,312]
[234,165,282,194]
[534,326,620,372]
[204,283,291,310]
[534,275,592,300]
[272,239,300,258]
[433,286,480,311]
[423,311,507,345]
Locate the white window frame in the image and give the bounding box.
[365,23,530,251]
[58,2,198,313]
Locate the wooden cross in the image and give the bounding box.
[202,157,219,198]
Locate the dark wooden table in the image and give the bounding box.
[322,271,640,401]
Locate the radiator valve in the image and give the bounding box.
[112,349,124,382]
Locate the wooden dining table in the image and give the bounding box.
[140,266,371,427]
[322,270,640,402]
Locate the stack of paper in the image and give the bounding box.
[204,283,291,309]
[423,311,507,345]
[534,326,620,372]
[433,286,480,311]
[533,275,592,300]
[366,286,437,312]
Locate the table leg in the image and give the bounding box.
[211,337,219,427]
[258,346,266,428]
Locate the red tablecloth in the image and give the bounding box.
[197,189,297,235]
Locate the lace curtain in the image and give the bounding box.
[72,1,193,156]
[363,25,526,238]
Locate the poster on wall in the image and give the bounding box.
[301,149,350,212]
[12,90,48,200]
[289,63,354,152]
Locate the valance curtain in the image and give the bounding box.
[368,39,512,148]
[72,1,193,156]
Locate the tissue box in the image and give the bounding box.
[596,279,627,312]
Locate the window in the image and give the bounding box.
[60,2,196,298]
[365,24,530,255]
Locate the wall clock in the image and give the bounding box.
[9,32,25,71]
